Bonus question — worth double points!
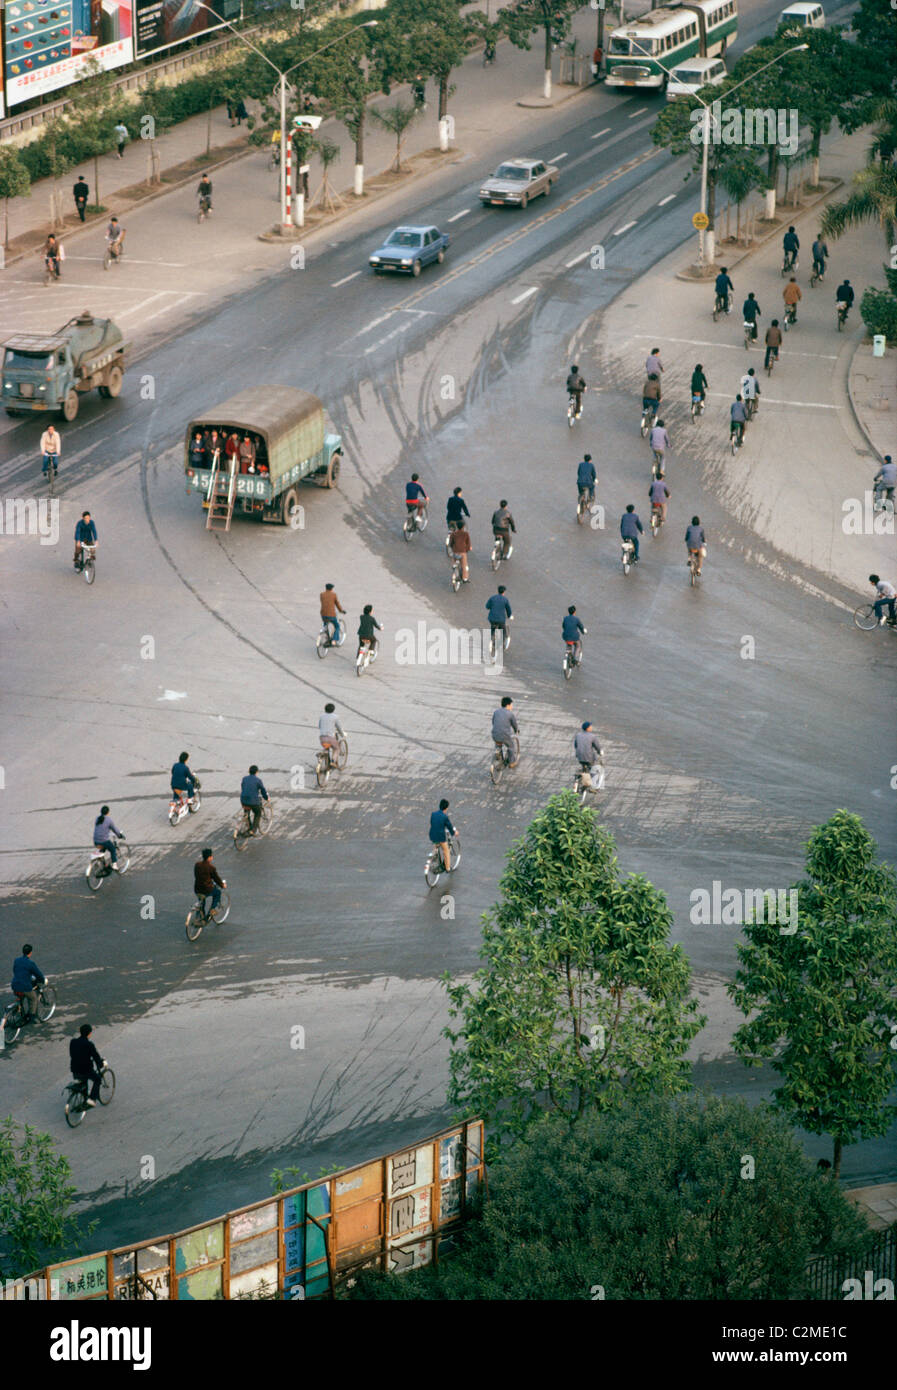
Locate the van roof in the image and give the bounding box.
[780,2,822,12]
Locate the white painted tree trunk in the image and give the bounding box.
[811,155,820,186]
[706,228,716,265]
[354,163,364,197]
[544,67,552,100]
[438,118,450,152]
[765,186,776,220]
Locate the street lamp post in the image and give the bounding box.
[622,36,808,267]
[196,6,377,233]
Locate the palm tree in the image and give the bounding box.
[370,101,419,173]
[820,161,897,253]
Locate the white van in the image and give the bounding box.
[665,56,727,101]
[778,3,825,31]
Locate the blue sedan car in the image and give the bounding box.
[369,225,449,277]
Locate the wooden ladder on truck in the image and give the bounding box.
[205,454,237,532]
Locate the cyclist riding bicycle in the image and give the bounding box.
[742,292,761,340]
[783,277,802,321]
[836,279,854,319]
[730,395,747,444]
[69,1024,106,1107]
[428,799,456,873]
[492,695,520,764]
[714,268,734,313]
[577,453,597,504]
[74,511,97,567]
[649,473,670,523]
[562,605,586,663]
[357,603,383,655]
[10,944,44,1023]
[197,173,213,210]
[740,368,760,415]
[240,765,269,833]
[40,424,61,479]
[650,420,670,469]
[486,586,513,641]
[491,500,516,559]
[194,847,226,915]
[644,347,664,377]
[620,504,643,562]
[43,233,63,279]
[783,226,799,269]
[405,473,429,518]
[873,455,896,504]
[868,574,897,626]
[448,523,471,582]
[685,516,706,575]
[641,372,661,418]
[764,320,783,369]
[170,751,196,808]
[574,722,604,772]
[93,805,125,868]
[446,485,470,532]
[566,365,587,417]
[811,236,828,278]
[691,364,708,404]
[318,703,345,761]
[319,583,346,645]
[105,217,125,258]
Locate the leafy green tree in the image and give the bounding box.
[0,145,30,250]
[65,58,117,210]
[133,82,175,184]
[730,811,897,1179]
[0,1119,92,1280]
[378,0,470,120]
[502,0,581,101]
[346,1096,869,1300]
[718,148,764,243]
[852,0,897,92]
[727,36,813,219]
[371,101,420,173]
[306,20,381,196]
[444,792,705,1147]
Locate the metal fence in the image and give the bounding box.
[804,1223,897,1301]
[1,1119,484,1301]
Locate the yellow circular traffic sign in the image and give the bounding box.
[692,212,710,230]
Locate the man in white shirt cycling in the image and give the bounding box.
[318,703,345,761]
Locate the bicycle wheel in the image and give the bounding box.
[98,1067,115,1105]
[690,561,698,587]
[447,835,461,871]
[424,852,441,888]
[64,1087,86,1127]
[210,890,230,924]
[189,789,201,814]
[402,516,414,541]
[853,604,878,631]
[451,565,461,593]
[3,1006,22,1045]
[83,557,96,585]
[103,247,112,270]
[316,631,330,659]
[169,807,180,826]
[315,754,330,788]
[490,752,504,785]
[36,985,57,1022]
[87,857,107,891]
[563,654,573,680]
[233,815,251,851]
[417,508,428,532]
[508,737,520,768]
[115,843,130,874]
[185,906,204,941]
[491,541,501,571]
[257,802,273,836]
[336,738,349,770]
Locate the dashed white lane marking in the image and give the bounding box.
[447,209,470,222]
[704,391,841,409]
[614,221,637,235]
[510,286,538,305]
[114,293,173,319]
[64,257,188,267]
[565,250,591,268]
[631,334,838,360]
[356,311,395,337]
[550,152,569,161]
[591,127,612,139]
[331,271,361,287]
[658,194,677,206]
[628,107,648,118]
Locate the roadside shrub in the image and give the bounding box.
[860,286,897,341]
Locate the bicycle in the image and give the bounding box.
[783,302,797,330]
[491,534,511,571]
[424,833,460,889]
[356,638,379,675]
[781,250,797,276]
[640,401,658,438]
[837,301,849,332]
[853,604,897,632]
[43,454,59,496]
[74,542,97,585]
[650,504,664,538]
[403,504,428,541]
[315,621,346,659]
[63,1065,115,1128]
[233,801,273,851]
[651,449,665,479]
[185,889,231,941]
[450,556,463,593]
[43,254,61,287]
[730,423,744,456]
[103,238,125,270]
[490,736,519,785]
[690,392,705,422]
[577,487,594,524]
[315,736,349,788]
[86,840,130,891]
[712,292,729,322]
[489,623,511,662]
[744,395,758,422]
[687,550,704,586]
[563,639,584,679]
[567,390,585,428]
[809,261,825,288]
[743,320,756,350]
[3,981,57,1046]
[620,537,636,574]
[573,761,605,804]
[765,348,778,378]
[198,195,212,223]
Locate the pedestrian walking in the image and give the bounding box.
[234,98,248,126]
[226,99,235,127]
[73,175,89,221]
[114,121,129,158]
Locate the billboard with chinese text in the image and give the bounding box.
[4,0,133,107]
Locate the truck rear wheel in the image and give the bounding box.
[325,455,341,489]
[99,364,123,399]
[62,391,79,422]
[281,488,301,527]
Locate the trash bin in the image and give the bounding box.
[873,334,886,357]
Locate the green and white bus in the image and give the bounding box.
[605,0,738,91]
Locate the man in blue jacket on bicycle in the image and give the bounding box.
[11,944,45,1022]
[171,751,197,809]
[240,765,268,833]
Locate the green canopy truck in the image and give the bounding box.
[184,386,342,531]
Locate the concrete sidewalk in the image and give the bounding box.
[598,125,896,600]
[2,5,606,255]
